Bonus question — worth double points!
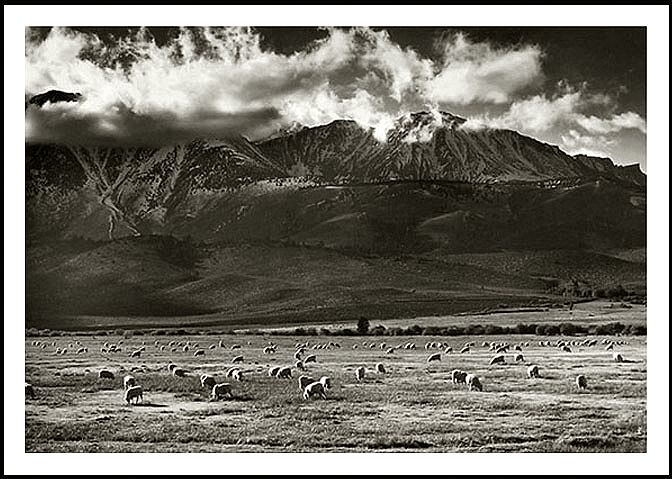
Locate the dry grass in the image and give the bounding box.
[25,328,646,452]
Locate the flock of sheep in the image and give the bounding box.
[26,335,632,404]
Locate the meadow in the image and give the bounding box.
[25,310,646,452]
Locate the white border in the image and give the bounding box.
[5,4,669,476]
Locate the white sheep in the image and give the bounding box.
[211,383,233,400]
[295,360,305,370]
[232,355,244,364]
[225,367,239,378]
[576,374,588,390]
[386,348,395,354]
[376,363,386,374]
[304,355,317,364]
[515,354,525,362]
[232,370,244,382]
[460,346,470,354]
[193,349,205,357]
[355,366,366,381]
[172,368,188,377]
[319,376,332,390]
[303,381,327,400]
[99,370,115,380]
[613,352,624,363]
[268,366,281,377]
[124,385,143,404]
[168,364,177,373]
[200,374,216,389]
[277,367,292,379]
[527,365,540,379]
[562,345,572,353]
[427,353,441,363]
[466,374,483,392]
[444,346,453,354]
[605,343,614,351]
[298,375,315,390]
[123,375,136,390]
[131,349,142,358]
[489,355,506,366]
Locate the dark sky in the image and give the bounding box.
[25,26,647,168]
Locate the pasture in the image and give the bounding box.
[25,331,646,452]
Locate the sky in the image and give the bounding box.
[25,26,647,170]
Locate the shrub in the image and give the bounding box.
[357,317,370,335]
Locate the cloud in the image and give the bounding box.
[576,112,647,135]
[560,129,615,158]
[424,32,543,104]
[25,27,548,146]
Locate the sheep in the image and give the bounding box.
[200,374,216,389]
[514,345,522,352]
[466,374,483,392]
[182,345,189,352]
[124,385,143,404]
[232,370,244,382]
[167,364,177,373]
[376,363,386,374]
[211,383,233,400]
[576,375,588,390]
[264,346,275,354]
[295,360,305,370]
[352,345,358,349]
[232,355,244,364]
[218,340,225,348]
[385,347,395,355]
[209,344,216,350]
[605,343,614,351]
[527,365,540,379]
[76,347,87,354]
[277,367,292,379]
[562,346,572,353]
[298,375,315,390]
[304,355,317,364]
[293,351,303,361]
[131,349,142,358]
[460,346,470,354]
[268,366,281,377]
[355,366,366,381]
[489,355,506,366]
[427,353,441,363]
[319,376,332,390]
[495,345,509,354]
[451,369,468,384]
[194,349,205,357]
[303,381,327,400]
[172,368,188,377]
[225,367,239,378]
[99,370,115,380]
[123,375,136,390]
[25,383,35,399]
[613,353,624,363]
[515,354,525,362]
[444,346,453,354]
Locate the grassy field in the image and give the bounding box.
[25,308,646,452]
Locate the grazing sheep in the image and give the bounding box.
[386,348,395,354]
[489,355,506,366]
[444,346,453,354]
[355,366,366,381]
[99,370,115,380]
[576,375,588,390]
[124,385,143,404]
[182,345,189,352]
[200,374,216,389]
[352,345,358,349]
[298,375,315,391]
[172,368,188,377]
[295,360,305,370]
[194,349,205,357]
[527,365,540,379]
[264,346,275,354]
[562,346,572,353]
[514,345,522,352]
[376,363,386,374]
[319,376,332,390]
[211,383,233,400]
[304,355,317,364]
[168,364,177,373]
[515,354,525,362]
[76,347,86,354]
[25,383,35,399]
[460,346,470,354]
[427,353,441,363]
[277,367,292,379]
[232,370,244,382]
[123,375,136,390]
[225,367,239,378]
[293,351,303,360]
[218,340,225,348]
[466,374,483,392]
[232,355,244,364]
[451,369,468,384]
[303,381,327,400]
[613,353,624,363]
[130,349,141,358]
[268,366,281,377]
[605,343,614,351]
[495,345,509,354]
[209,344,216,350]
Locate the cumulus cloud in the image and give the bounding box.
[24,27,549,146]
[424,32,543,104]
[576,112,647,135]
[560,129,615,158]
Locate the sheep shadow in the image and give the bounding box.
[127,402,168,408]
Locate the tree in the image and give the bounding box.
[357,317,370,335]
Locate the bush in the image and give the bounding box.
[357,317,370,335]
[369,325,387,336]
